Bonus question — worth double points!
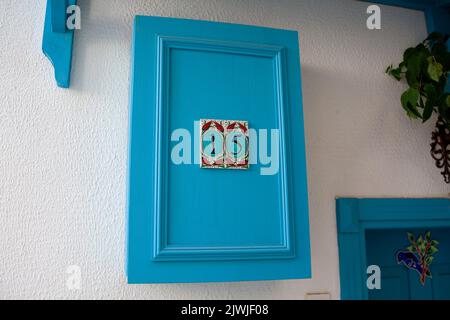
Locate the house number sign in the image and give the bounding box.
[200,119,249,169]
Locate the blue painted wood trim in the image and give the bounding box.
[42,0,77,88]
[336,199,364,300]
[51,0,68,33]
[336,198,450,300]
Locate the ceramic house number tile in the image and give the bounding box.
[200,119,249,169]
[224,120,249,169]
[200,119,225,168]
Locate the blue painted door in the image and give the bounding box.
[126,16,311,283]
[366,228,450,300]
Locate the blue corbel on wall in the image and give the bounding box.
[42,0,77,88]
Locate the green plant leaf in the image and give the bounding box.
[424,83,438,100]
[431,42,447,55]
[425,32,450,46]
[438,100,448,119]
[406,245,415,253]
[407,232,415,243]
[443,51,450,70]
[432,43,448,67]
[423,83,440,122]
[425,231,431,241]
[401,88,421,119]
[387,66,402,81]
[427,57,443,82]
[422,99,434,122]
[425,32,442,42]
[426,256,434,264]
[403,47,417,63]
[406,55,422,87]
[431,240,439,246]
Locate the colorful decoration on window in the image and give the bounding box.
[200,119,249,169]
[396,231,439,285]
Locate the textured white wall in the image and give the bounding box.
[0,0,448,300]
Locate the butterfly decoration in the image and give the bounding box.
[396,231,439,286]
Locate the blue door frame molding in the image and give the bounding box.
[336,198,450,300]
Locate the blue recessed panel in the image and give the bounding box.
[127,16,310,283]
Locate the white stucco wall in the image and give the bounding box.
[0,0,448,299]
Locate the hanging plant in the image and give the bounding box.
[386,32,450,183]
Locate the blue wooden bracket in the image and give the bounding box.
[42,0,77,88]
[51,0,68,33]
